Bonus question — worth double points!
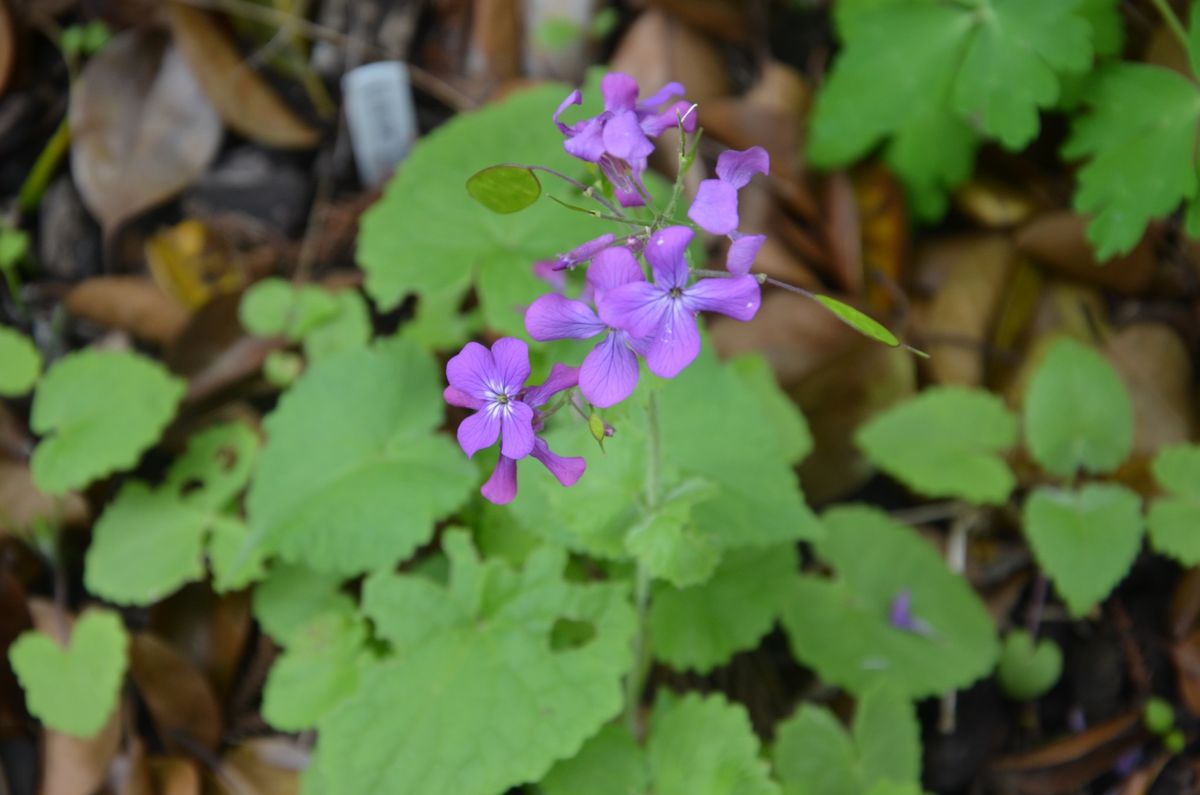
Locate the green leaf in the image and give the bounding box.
[85,423,261,604]
[246,337,476,575]
[1189,0,1200,88]
[307,531,636,795]
[466,165,543,214]
[650,544,799,673]
[625,479,721,588]
[1147,444,1200,565]
[780,506,997,698]
[358,84,601,342]
[253,563,356,645]
[505,346,820,559]
[0,327,41,397]
[262,612,367,731]
[813,0,1094,217]
[647,692,780,795]
[1023,483,1142,617]
[1144,697,1175,735]
[9,609,128,737]
[0,227,29,270]
[813,295,899,347]
[1078,0,1123,57]
[1022,338,1132,478]
[730,355,813,464]
[996,629,1062,701]
[857,387,1017,504]
[31,350,184,494]
[240,277,339,339]
[301,289,372,360]
[539,723,647,795]
[1065,63,1200,259]
[774,684,921,795]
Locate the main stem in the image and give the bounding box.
[624,391,661,739]
[1151,0,1190,49]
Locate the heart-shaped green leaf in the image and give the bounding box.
[1147,444,1200,565]
[9,609,129,737]
[996,629,1062,701]
[0,327,41,397]
[1022,483,1142,617]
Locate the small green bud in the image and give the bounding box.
[1164,729,1185,754]
[1143,697,1174,735]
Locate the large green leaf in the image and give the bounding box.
[306,532,635,795]
[856,387,1017,505]
[1065,62,1200,259]
[780,506,997,697]
[1022,338,1132,478]
[357,85,603,342]
[539,722,647,795]
[262,612,368,731]
[650,544,799,673]
[31,350,184,494]
[813,0,1097,216]
[1022,483,1142,616]
[504,347,820,561]
[246,337,476,575]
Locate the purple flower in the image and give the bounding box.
[688,147,770,278]
[444,338,537,460]
[598,226,761,378]
[481,364,586,505]
[525,247,650,408]
[554,73,697,207]
[555,233,616,271]
[888,589,932,635]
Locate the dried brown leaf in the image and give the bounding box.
[1172,628,1200,716]
[129,632,222,753]
[65,276,191,346]
[211,738,307,795]
[610,10,731,106]
[1016,211,1155,295]
[0,0,16,97]
[167,3,320,150]
[148,587,251,702]
[0,460,89,537]
[953,177,1037,229]
[70,28,222,237]
[146,219,246,310]
[915,235,1017,386]
[991,710,1148,794]
[640,0,749,43]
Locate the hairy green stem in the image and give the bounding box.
[1151,0,1190,50]
[526,165,628,220]
[625,391,662,738]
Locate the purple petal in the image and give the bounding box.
[645,301,701,379]
[639,101,696,137]
[682,275,761,321]
[598,281,670,338]
[490,337,531,393]
[580,334,640,408]
[481,455,518,504]
[500,400,536,459]
[715,146,770,189]
[523,363,581,408]
[687,179,739,236]
[645,226,694,290]
[587,247,644,300]
[446,341,496,401]
[457,409,500,458]
[558,233,616,270]
[564,117,607,162]
[525,294,606,341]
[603,111,655,161]
[601,72,639,112]
[637,82,685,111]
[444,386,484,410]
[726,234,765,275]
[532,260,566,293]
[532,437,586,487]
[553,89,583,134]
[600,156,647,207]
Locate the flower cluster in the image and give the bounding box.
[447,73,771,504]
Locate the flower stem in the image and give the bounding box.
[624,391,662,739]
[1151,0,1190,50]
[525,165,628,219]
